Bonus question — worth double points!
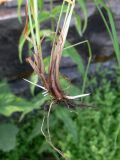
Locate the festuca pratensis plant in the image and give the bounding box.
[22,0,90,159]
[23,0,89,107]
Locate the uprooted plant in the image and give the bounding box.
[22,0,90,159]
[23,0,89,105]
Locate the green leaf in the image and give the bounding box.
[51,5,67,17]
[28,120,42,141]
[55,108,78,144]
[76,0,88,35]
[63,41,85,76]
[60,77,81,95]
[94,0,120,68]
[38,0,43,10]
[18,34,25,63]
[0,81,47,117]
[17,0,23,23]
[30,73,39,95]
[0,123,19,152]
[75,14,82,36]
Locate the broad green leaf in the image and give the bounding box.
[63,41,85,76]
[55,108,78,144]
[0,81,47,116]
[60,77,81,95]
[0,123,19,152]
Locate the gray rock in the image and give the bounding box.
[5,0,25,7]
[0,16,32,80]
